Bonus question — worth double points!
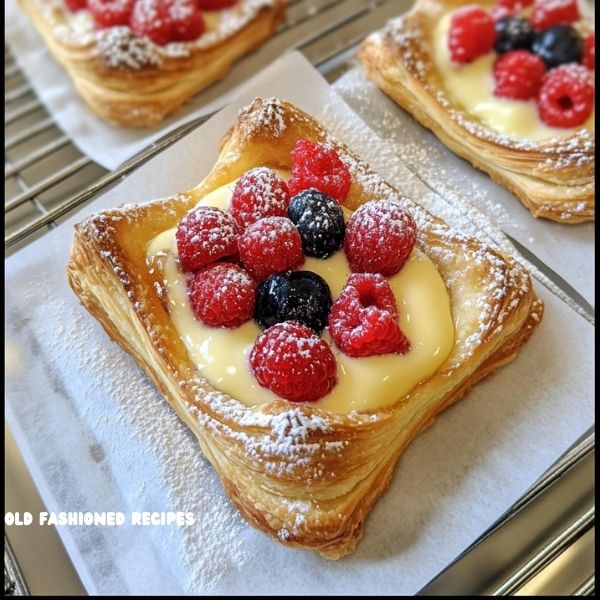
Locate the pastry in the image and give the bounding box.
[67,97,543,558]
[17,0,285,127]
[359,0,595,223]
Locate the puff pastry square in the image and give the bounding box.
[67,97,543,558]
[18,0,285,127]
[358,0,594,223]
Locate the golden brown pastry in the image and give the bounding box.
[18,0,285,127]
[358,0,594,223]
[67,97,543,558]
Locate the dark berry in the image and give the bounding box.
[494,16,535,54]
[287,189,345,259]
[532,25,583,69]
[254,271,332,333]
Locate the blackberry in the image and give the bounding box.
[532,25,583,69]
[287,189,345,259]
[494,16,535,54]
[254,271,332,333]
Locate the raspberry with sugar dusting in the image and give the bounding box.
[448,6,496,64]
[229,167,291,231]
[288,140,352,203]
[88,0,134,27]
[530,0,580,30]
[328,273,410,358]
[130,0,171,45]
[536,64,594,128]
[493,51,546,99]
[344,199,417,276]
[188,263,256,328]
[238,216,304,282]
[65,0,88,11]
[168,0,205,42]
[249,321,337,402]
[176,205,239,272]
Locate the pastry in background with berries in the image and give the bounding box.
[359,0,594,223]
[17,0,285,126]
[67,97,542,559]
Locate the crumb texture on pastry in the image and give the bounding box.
[358,0,594,223]
[67,98,543,558]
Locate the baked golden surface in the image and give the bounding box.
[67,98,543,558]
[358,0,594,223]
[18,0,285,127]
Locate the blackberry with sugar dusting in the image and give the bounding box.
[287,189,346,259]
[254,271,332,333]
[494,16,535,54]
[532,25,583,69]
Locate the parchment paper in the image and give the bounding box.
[5,52,594,595]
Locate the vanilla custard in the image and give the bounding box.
[147,174,455,414]
[432,12,595,140]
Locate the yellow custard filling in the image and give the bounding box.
[432,12,595,140]
[147,174,455,415]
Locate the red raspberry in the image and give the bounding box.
[198,0,238,9]
[65,0,87,11]
[176,205,239,272]
[229,168,291,231]
[530,0,580,30]
[583,32,595,69]
[88,0,134,27]
[130,0,172,45]
[493,51,546,99]
[167,0,205,41]
[448,6,496,64]
[187,263,256,328]
[249,321,337,402]
[537,64,594,128]
[288,140,352,203]
[491,5,515,20]
[238,217,304,282]
[344,199,417,277]
[328,273,410,358]
[497,0,533,9]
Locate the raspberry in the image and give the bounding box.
[88,0,133,27]
[288,140,352,203]
[328,274,410,358]
[536,64,594,128]
[176,206,239,272]
[65,0,87,11]
[497,0,533,9]
[448,6,496,64]
[229,168,291,231]
[130,0,172,45]
[168,0,205,41]
[531,0,580,30]
[238,217,304,282]
[344,199,417,277]
[583,32,595,69]
[491,6,516,21]
[187,263,256,328]
[249,321,337,402]
[493,51,546,99]
[198,0,238,8]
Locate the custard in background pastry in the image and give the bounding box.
[67,97,543,558]
[359,0,595,223]
[17,0,285,127]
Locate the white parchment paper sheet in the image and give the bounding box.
[332,67,595,308]
[5,53,594,595]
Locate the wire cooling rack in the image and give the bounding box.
[4,0,595,595]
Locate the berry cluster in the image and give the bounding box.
[64,0,239,45]
[447,0,595,128]
[175,139,417,403]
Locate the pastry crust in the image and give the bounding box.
[18,0,285,127]
[358,0,594,224]
[67,98,543,558]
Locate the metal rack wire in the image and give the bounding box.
[4,0,595,595]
